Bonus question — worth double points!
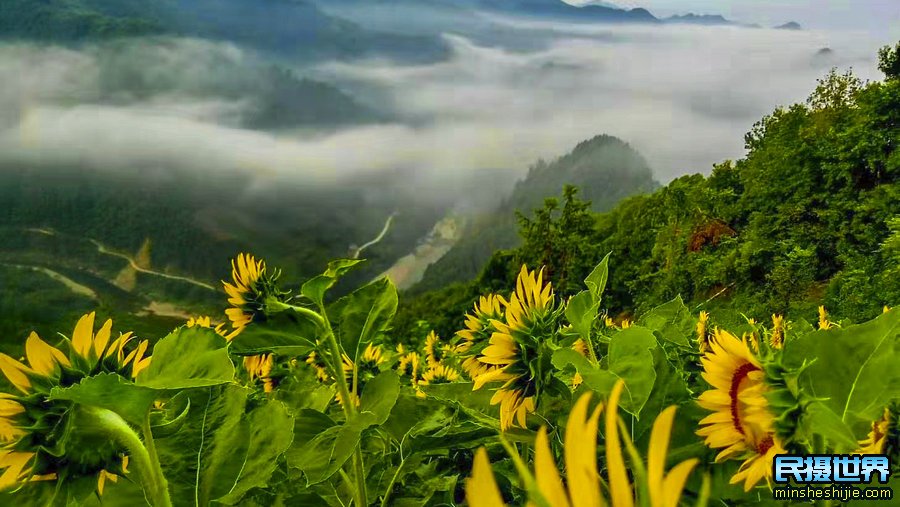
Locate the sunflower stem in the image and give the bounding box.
[316,304,368,507]
[78,406,172,507]
[142,414,173,507]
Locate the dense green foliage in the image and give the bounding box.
[399,61,900,340]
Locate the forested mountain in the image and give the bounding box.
[396,52,900,340]
[411,135,658,292]
[0,0,449,62]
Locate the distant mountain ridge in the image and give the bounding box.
[411,134,659,292]
[0,0,449,62]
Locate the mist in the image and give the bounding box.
[0,17,889,190]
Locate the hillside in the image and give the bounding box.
[397,56,900,340]
[411,135,658,292]
[0,0,449,63]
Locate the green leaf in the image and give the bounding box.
[229,308,319,356]
[215,401,295,505]
[565,290,600,344]
[606,326,658,417]
[584,252,611,302]
[552,327,659,417]
[801,401,859,453]
[155,385,294,507]
[358,371,401,425]
[136,327,234,389]
[288,425,360,486]
[288,372,400,486]
[301,259,365,306]
[330,277,398,361]
[50,373,158,425]
[637,296,693,348]
[783,309,900,425]
[552,348,619,395]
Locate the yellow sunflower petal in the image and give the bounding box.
[25,332,71,376]
[0,355,33,394]
[71,312,96,360]
[466,448,506,507]
[605,380,633,507]
[534,427,570,507]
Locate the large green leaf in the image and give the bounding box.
[301,259,366,306]
[783,309,900,425]
[606,326,659,417]
[155,385,294,507]
[330,277,398,360]
[637,296,694,348]
[215,401,295,505]
[228,307,320,356]
[136,327,234,389]
[50,373,158,426]
[552,326,658,417]
[358,371,401,425]
[288,372,400,485]
[800,401,859,453]
[584,253,611,302]
[565,290,600,345]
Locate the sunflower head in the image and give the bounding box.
[817,305,834,330]
[696,328,783,491]
[0,313,148,495]
[470,265,562,430]
[185,315,239,342]
[222,253,288,333]
[424,331,453,368]
[396,351,421,384]
[696,311,711,354]
[856,406,896,455]
[455,294,507,379]
[418,364,460,387]
[769,314,785,350]
[305,351,331,383]
[243,354,275,393]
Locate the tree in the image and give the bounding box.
[878,42,900,80]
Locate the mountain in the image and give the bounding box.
[664,13,736,26]
[775,21,802,30]
[410,135,659,292]
[0,0,449,63]
[397,64,900,340]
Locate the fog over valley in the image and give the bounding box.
[0,10,889,188]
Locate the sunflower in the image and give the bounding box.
[857,407,891,455]
[424,331,452,368]
[243,354,275,393]
[456,294,507,379]
[696,328,784,491]
[472,266,558,431]
[571,338,589,389]
[466,380,698,507]
[396,351,421,384]
[222,253,287,333]
[768,315,785,350]
[418,364,460,387]
[305,350,331,383]
[817,306,833,330]
[0,313,148,494]
[338,344,387,407]
[696,311,711,354]
[185,315,239,341]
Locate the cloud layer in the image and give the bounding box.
[0,20,888,190]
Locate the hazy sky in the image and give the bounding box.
[569,0,898,37]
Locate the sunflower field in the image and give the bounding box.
[0,250,897,507]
